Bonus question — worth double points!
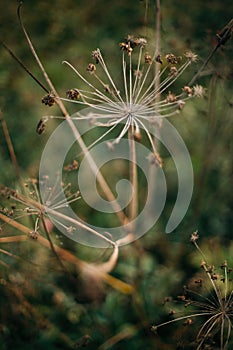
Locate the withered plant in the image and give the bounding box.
[0,1,232,349]
[152,233,233,349]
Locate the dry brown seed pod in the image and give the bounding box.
[66,88,80,100]
[155,54,163,64]
[119,42,133,55]
[166,91,177,103]
[125,35,147,48]
[64,159,79,172]
[86,63,96,72]
[165,53,178,64]
[92,50,101,64]
[183,86,193,96]
[41,94,55,107]
[36,118,47,135]
[144,52,152,64]
[169,66,178,76]
[183,318,193,326]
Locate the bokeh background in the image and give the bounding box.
[0,1,232,349]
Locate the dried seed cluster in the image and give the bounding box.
[153,233,233,349]
[45,35,203,168]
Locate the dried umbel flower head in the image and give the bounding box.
[0,177,80,238]
[152,234,233,350]
[1,176,118,249]
[58,36,201,160]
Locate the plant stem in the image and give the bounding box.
[128,126,138,226]
[0,110,24,191]
[17,3,129,228]
[147,0,162,215]
[188,18,233,86]
[0,212,134,294]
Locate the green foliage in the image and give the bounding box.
[0,1,232,349]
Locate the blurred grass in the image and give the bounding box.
[0,1,232,349]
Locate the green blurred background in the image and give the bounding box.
[0,1,232,349]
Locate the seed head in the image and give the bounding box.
[183,86,193,96]
[86,63,96,73]
[66,88,80,100]
[61,37,200,157]
[41,93,55,106]
[190,231,199,242]
[165,53,181,64]
[36,117,48,134]
[144,52,152,64]
[184,50,198,62]
[92,49,101,64]
[153,235,233,349]
[193,84,205,97]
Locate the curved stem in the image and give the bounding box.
[0,212,134,294]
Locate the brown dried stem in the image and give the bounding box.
[0,212,134,294]
[188,18,233,86]
[16,2,129,228]
[0,110,24,190]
